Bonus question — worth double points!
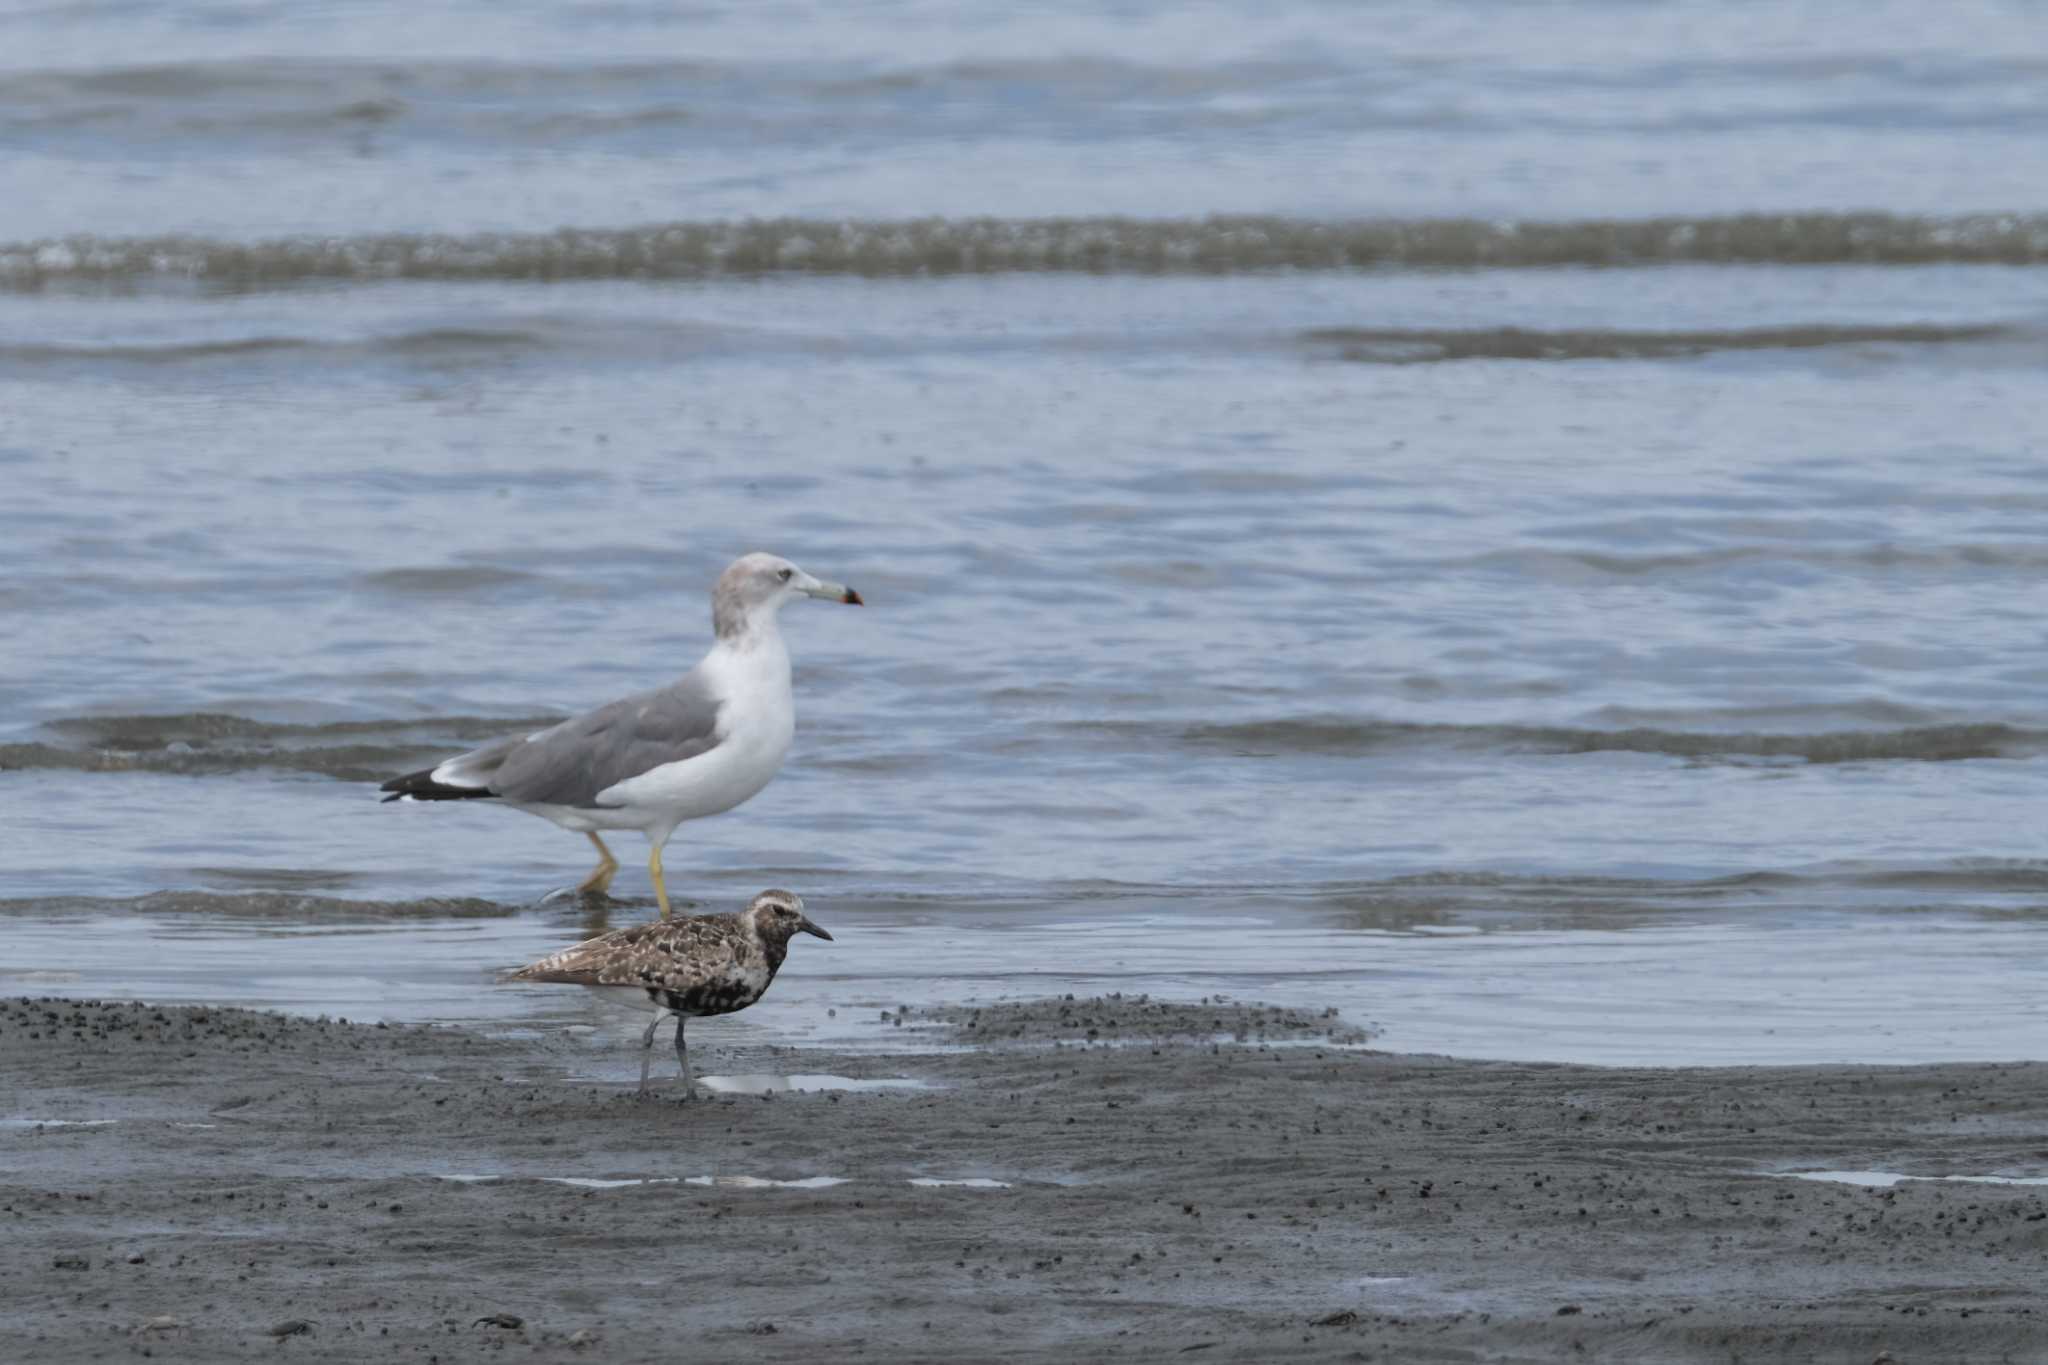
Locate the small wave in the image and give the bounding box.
[186,866,366,891]
[1580,701,1943,731]
[3,712,561,782]
[1302,322,2008,363]
[6,212,2048,290]
[0,337,314,364]
[359,565,541,594]
[1295,861,2048,905]
[377,327,552,353]
[0,328,558,366]
[1176,718,2046,764]
[0,55,1340,121]
[1460,542,2048,578]
[0,890,508,920]
[41,712,557,746]
[15,318,2008,374]
[13,710,2046,783]
[0,740,444,783]
[1836,861,2048,892]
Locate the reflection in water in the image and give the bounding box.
[570,891,614,941]
[536,885,726,941]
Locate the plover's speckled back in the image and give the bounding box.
[508,889,833,1098]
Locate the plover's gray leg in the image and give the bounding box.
[674,1016,693,1100]
[636,1011,664,1094]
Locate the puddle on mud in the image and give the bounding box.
[435,1173,849,1190]
[1779,1169,2048,1188]
[698,1073,929,1095]
[431,1172,1061,1191]
[3,1117,231,1133]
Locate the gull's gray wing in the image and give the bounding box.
[478,674,725,809]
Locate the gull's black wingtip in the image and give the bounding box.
[380,766,495,803]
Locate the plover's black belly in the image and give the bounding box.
[655,976,769,1017]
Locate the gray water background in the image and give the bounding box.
[4,0,2048,1067]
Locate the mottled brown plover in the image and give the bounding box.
[508,888,833,1097]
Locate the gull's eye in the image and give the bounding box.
[777,568,794,582]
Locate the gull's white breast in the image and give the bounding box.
[594,634,795,823]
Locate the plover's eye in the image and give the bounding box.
[777,568,794,582]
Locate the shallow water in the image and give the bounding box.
[4,878,2046,1067]
[4,0,2048,1068]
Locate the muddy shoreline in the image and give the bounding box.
[5,995,2048,1362]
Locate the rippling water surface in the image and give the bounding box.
[4,0,2047,1066]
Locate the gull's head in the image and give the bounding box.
[743,889,834,945]
[713,552,862,639]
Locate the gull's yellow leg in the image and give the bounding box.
[577,832,619,896]
[648,841,673,921]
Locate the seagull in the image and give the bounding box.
[380,553,861,918]
[507,888,834,1097]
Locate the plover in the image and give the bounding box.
[380,553,861,918]
[508,888,833,1097]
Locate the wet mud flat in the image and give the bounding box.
[4,996,2048,1363]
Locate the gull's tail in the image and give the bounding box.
[379,767,497,803]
